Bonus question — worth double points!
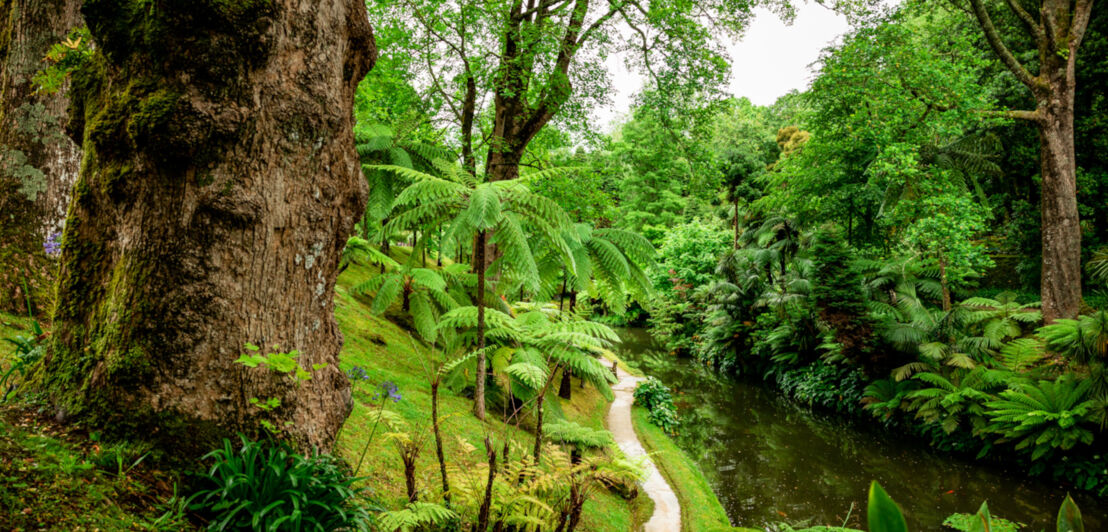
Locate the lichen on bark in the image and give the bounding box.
[42,0,376,454]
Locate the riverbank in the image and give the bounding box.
[610,336,738,532]
[616,327,1105,530]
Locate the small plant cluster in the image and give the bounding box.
[2,320,46,402]
[634,377,680,434]
[187,436,372,531]
[235,343,326,435]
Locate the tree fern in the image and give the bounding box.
[376,502,457,532]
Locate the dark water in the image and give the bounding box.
[615,328,1106,531]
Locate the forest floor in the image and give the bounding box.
[0,251,731,531]
[330,259,654,530]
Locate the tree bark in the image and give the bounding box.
[431,379,451,502]
[474,229,488,420]
[0,0,82,313]
[966,0,1090,322]
[42,0,376,453]
[558,366,572,400]
[476,436,497,532]
[1036,39,1082,323]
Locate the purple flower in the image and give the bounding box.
[372,380,401,403]
[346,365,371,381]
[43,232,62,257]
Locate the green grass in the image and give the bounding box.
[631,405,736,532]
[332,261,648,531]
[0,405,188,530]
[0,251,650,530]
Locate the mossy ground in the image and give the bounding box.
[333,257,650,531]
[0,403,187,530]
[0,248,654,530]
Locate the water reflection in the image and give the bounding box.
[616,328,1105,530]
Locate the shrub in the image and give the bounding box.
[634,377,680,434]
[187,436,372,531]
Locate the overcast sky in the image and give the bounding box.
[595,4,850,128]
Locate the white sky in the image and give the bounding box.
[595,4,850,128]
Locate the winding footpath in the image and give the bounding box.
[607,366,682,531]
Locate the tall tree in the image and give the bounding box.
[42,0,376,452]
[373,0,768,183]
[0,0,82,312]
[958,0,1094,322]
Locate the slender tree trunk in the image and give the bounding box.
[399,442,420,502]
[1037,67,1081,323]
[42,0,375,453]
[733,197,740,249]
[0,0,82,313]
[533,366,560,463]
[431,378,450,502]
[558,367,572,400]
[476,437,497,532]
[474,229,488,420]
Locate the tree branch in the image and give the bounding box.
[1002,0,1043,41]
[1070,0,1095,54]
[967,0,1037,90]
[974,108,1041,122]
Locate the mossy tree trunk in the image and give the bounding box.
[42,0,376,453]
[0,0,82,314]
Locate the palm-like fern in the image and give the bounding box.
[1038,310,1108,366]
[376,502,457,532]
[904,367,1010,435]
[1088,247,1108,286]
[985,376,1097,461]
[553,224,656,315]
[356,123,450,250]
[353,249,464,340]
[960,292,1042,346]
[379,162,574,419]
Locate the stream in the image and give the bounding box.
[615,328,1105,531]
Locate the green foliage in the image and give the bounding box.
[984,376,1097,461]
[867,482,907,532]
[32,27,94,94]
[633,377,680,434]
[376,502,456,532]
[1038,311,1108,366]
[544,420,614,450]
[1,320,46,401]
[944,507,1024,532]
[187,436,372,531]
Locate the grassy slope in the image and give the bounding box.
[332,260,648,531]
[0,253,654,530]
[630,406,738,532]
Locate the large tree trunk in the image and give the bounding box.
[965,0,1090,322]
[41,0,376,453]
[0,0,82,313]
[1036,44,1082,323]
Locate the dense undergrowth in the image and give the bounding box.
[647,219,1108,497]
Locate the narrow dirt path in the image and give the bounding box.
[607,366,682,532]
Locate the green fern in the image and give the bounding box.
[985,376,1096,461]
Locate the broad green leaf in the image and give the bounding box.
[867,481,907,532]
